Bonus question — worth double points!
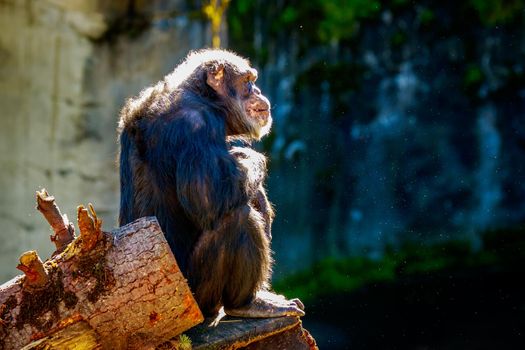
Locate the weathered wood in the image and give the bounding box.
[184,316,318,350]
[243,322,318,350]
[21,321,101,350]
[0,215,204,350]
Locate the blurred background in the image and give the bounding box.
[1,0,524,349]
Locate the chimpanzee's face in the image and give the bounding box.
[206,60,272,140]
[236,69,272,138]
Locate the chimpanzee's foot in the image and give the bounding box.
[224,290,305,318]
[209,307,227,327]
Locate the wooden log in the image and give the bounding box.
[182,316,318,350]
[1,191,317,349]
[0,209,203,349]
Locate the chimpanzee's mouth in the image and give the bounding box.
[255,108,269,114]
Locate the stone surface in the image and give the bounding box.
[0,0,208,281]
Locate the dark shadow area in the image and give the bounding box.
[304,263,525,349]
[278,228,525,349]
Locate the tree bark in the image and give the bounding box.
[0,193,203,350]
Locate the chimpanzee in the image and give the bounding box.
[117,49,304,318]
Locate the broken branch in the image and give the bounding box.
[36,189,75,251]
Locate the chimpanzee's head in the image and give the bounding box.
[172,49,272,141]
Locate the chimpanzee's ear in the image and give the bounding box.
[206,63,225,93]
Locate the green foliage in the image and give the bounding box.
[418,7,435,26]
[465,64,483,86]
[233,0,252,13]
[226,0,259,59]
[274,256,397,302]
[395,240,472,275]
[227,0,383,53]
[318,0,381,42]
[463,63,484,96]
[228,0,525,57]
[280,6,299,24]
[177,334,192,350]
[391,0,410,6]
[390,30,407,48]
[470,0,524,26]
[274,229,525,302]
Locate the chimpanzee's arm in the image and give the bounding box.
[230,146,274,239]
[148,110,247,231]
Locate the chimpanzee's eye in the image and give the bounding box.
[246,81,254,95]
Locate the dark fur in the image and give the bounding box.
[118,50,274,315]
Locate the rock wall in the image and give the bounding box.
[0,0,208,280]
[226,1,525,274]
